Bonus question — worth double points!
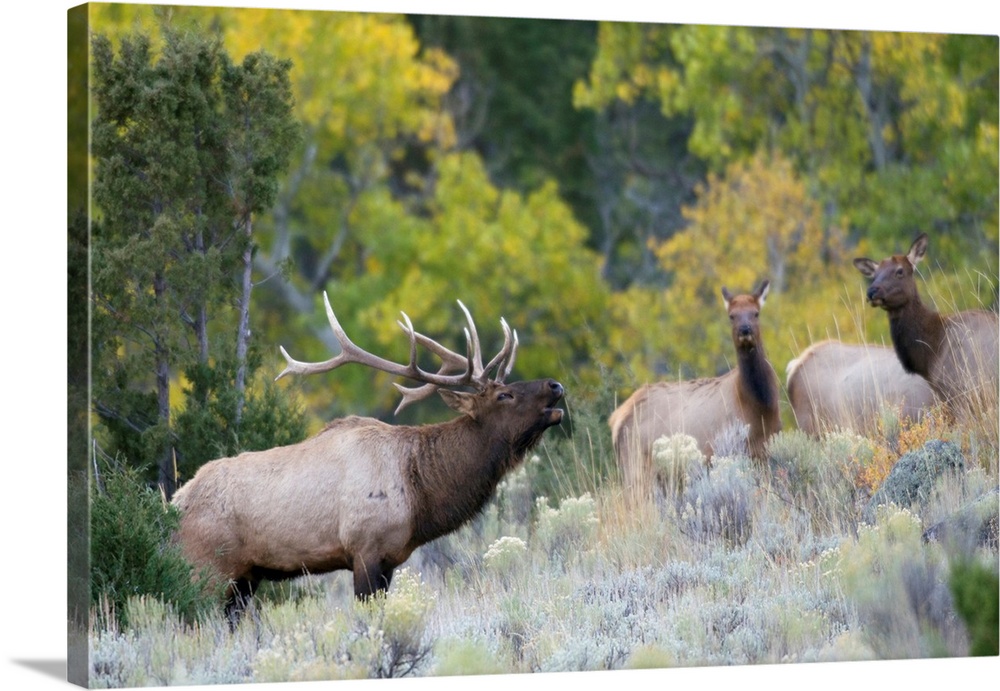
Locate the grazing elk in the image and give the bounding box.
[853,233,999,420]
[609,281,781,498]
[787,340,937,436]
[172,293,564,626]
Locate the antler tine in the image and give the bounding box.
[483,317,516,381]
[498,328,519,383]
[392,310,473,414]
[456,300,485,381]
[276,292,516,412]
[276,291,472,388]
[398,311,421,374]
[275,292,349,380]
[396,314,474,374]
[392,383,440,415]
[455,300,519,384]
[391,301,505,414]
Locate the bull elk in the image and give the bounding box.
[853,233,999,421]
[787,340,937,436]
[609,281,781,498]
[172,293,564,626]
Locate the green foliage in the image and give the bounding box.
[949,559,1000,656]
[432,638,506,676]
[411,15,600,228]
[173,355,306,478]
[90,24,300,487]
[766,429,863,535]
[313,151,611,418]
[576,25,998,265]
[90,9,997,440]
[822,505,968,658]
[89,454,218,629]
[530,366,621,500]
[81,8,1000,683]
[352,569,437,678]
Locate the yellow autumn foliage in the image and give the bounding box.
[637,151,859,386]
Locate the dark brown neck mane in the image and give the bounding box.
[886,296,946,379]
[736,343,778,411]
[405,417,538,546]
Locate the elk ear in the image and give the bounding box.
[754,280,770,307]
[907,233,928,267]
[721,286,734,309]
[438,389,479,420]
[853,258,878,278]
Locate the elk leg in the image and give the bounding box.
[352,556,395,599]
[225,578,255,631]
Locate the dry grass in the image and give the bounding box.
[88,264,999,684]
[88,401,997,686]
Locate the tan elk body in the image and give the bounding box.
[787,340,937,435]
[609,281,781,497]
[853,233,999,421]
[172,294,564,625]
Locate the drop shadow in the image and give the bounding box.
[10,659,66,682]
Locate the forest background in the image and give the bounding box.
[80,1,999,496]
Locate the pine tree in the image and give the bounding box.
[91,27,301,495]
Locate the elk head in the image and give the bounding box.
[853,233,928,311]
[722,280,770,352]
[439,379,564,454]
[275,292,564,434]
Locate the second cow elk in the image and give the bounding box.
[854,233,999,423]
[609,281,781,499]
[787,340,937,436]
[172,293,564,626]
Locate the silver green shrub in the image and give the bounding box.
[483,536,529,586]
[651,433,705,496]
[535,493,600,561]
[766,429,863,535]
[678,455,754,546]
[821,504,969,658]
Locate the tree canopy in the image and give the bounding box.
[90,25,304,491]
[85,6,998,470]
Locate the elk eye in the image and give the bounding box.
[497,392,513,402]
[895,268,904,277]
[753,312,759,318]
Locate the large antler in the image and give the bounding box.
[276,292,518,414]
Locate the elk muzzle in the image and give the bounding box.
[867,284,885,308]
[544,380,565,425]
[737,324,756,345]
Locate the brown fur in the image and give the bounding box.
[609,281,781,499]
[172,378,563,626]
[787,340,937,435]
[854,233,999,420]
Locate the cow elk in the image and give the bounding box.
[609,281,781,500]
[172,293,564,627]
[787,340,937,436]
[853,233,999,428]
